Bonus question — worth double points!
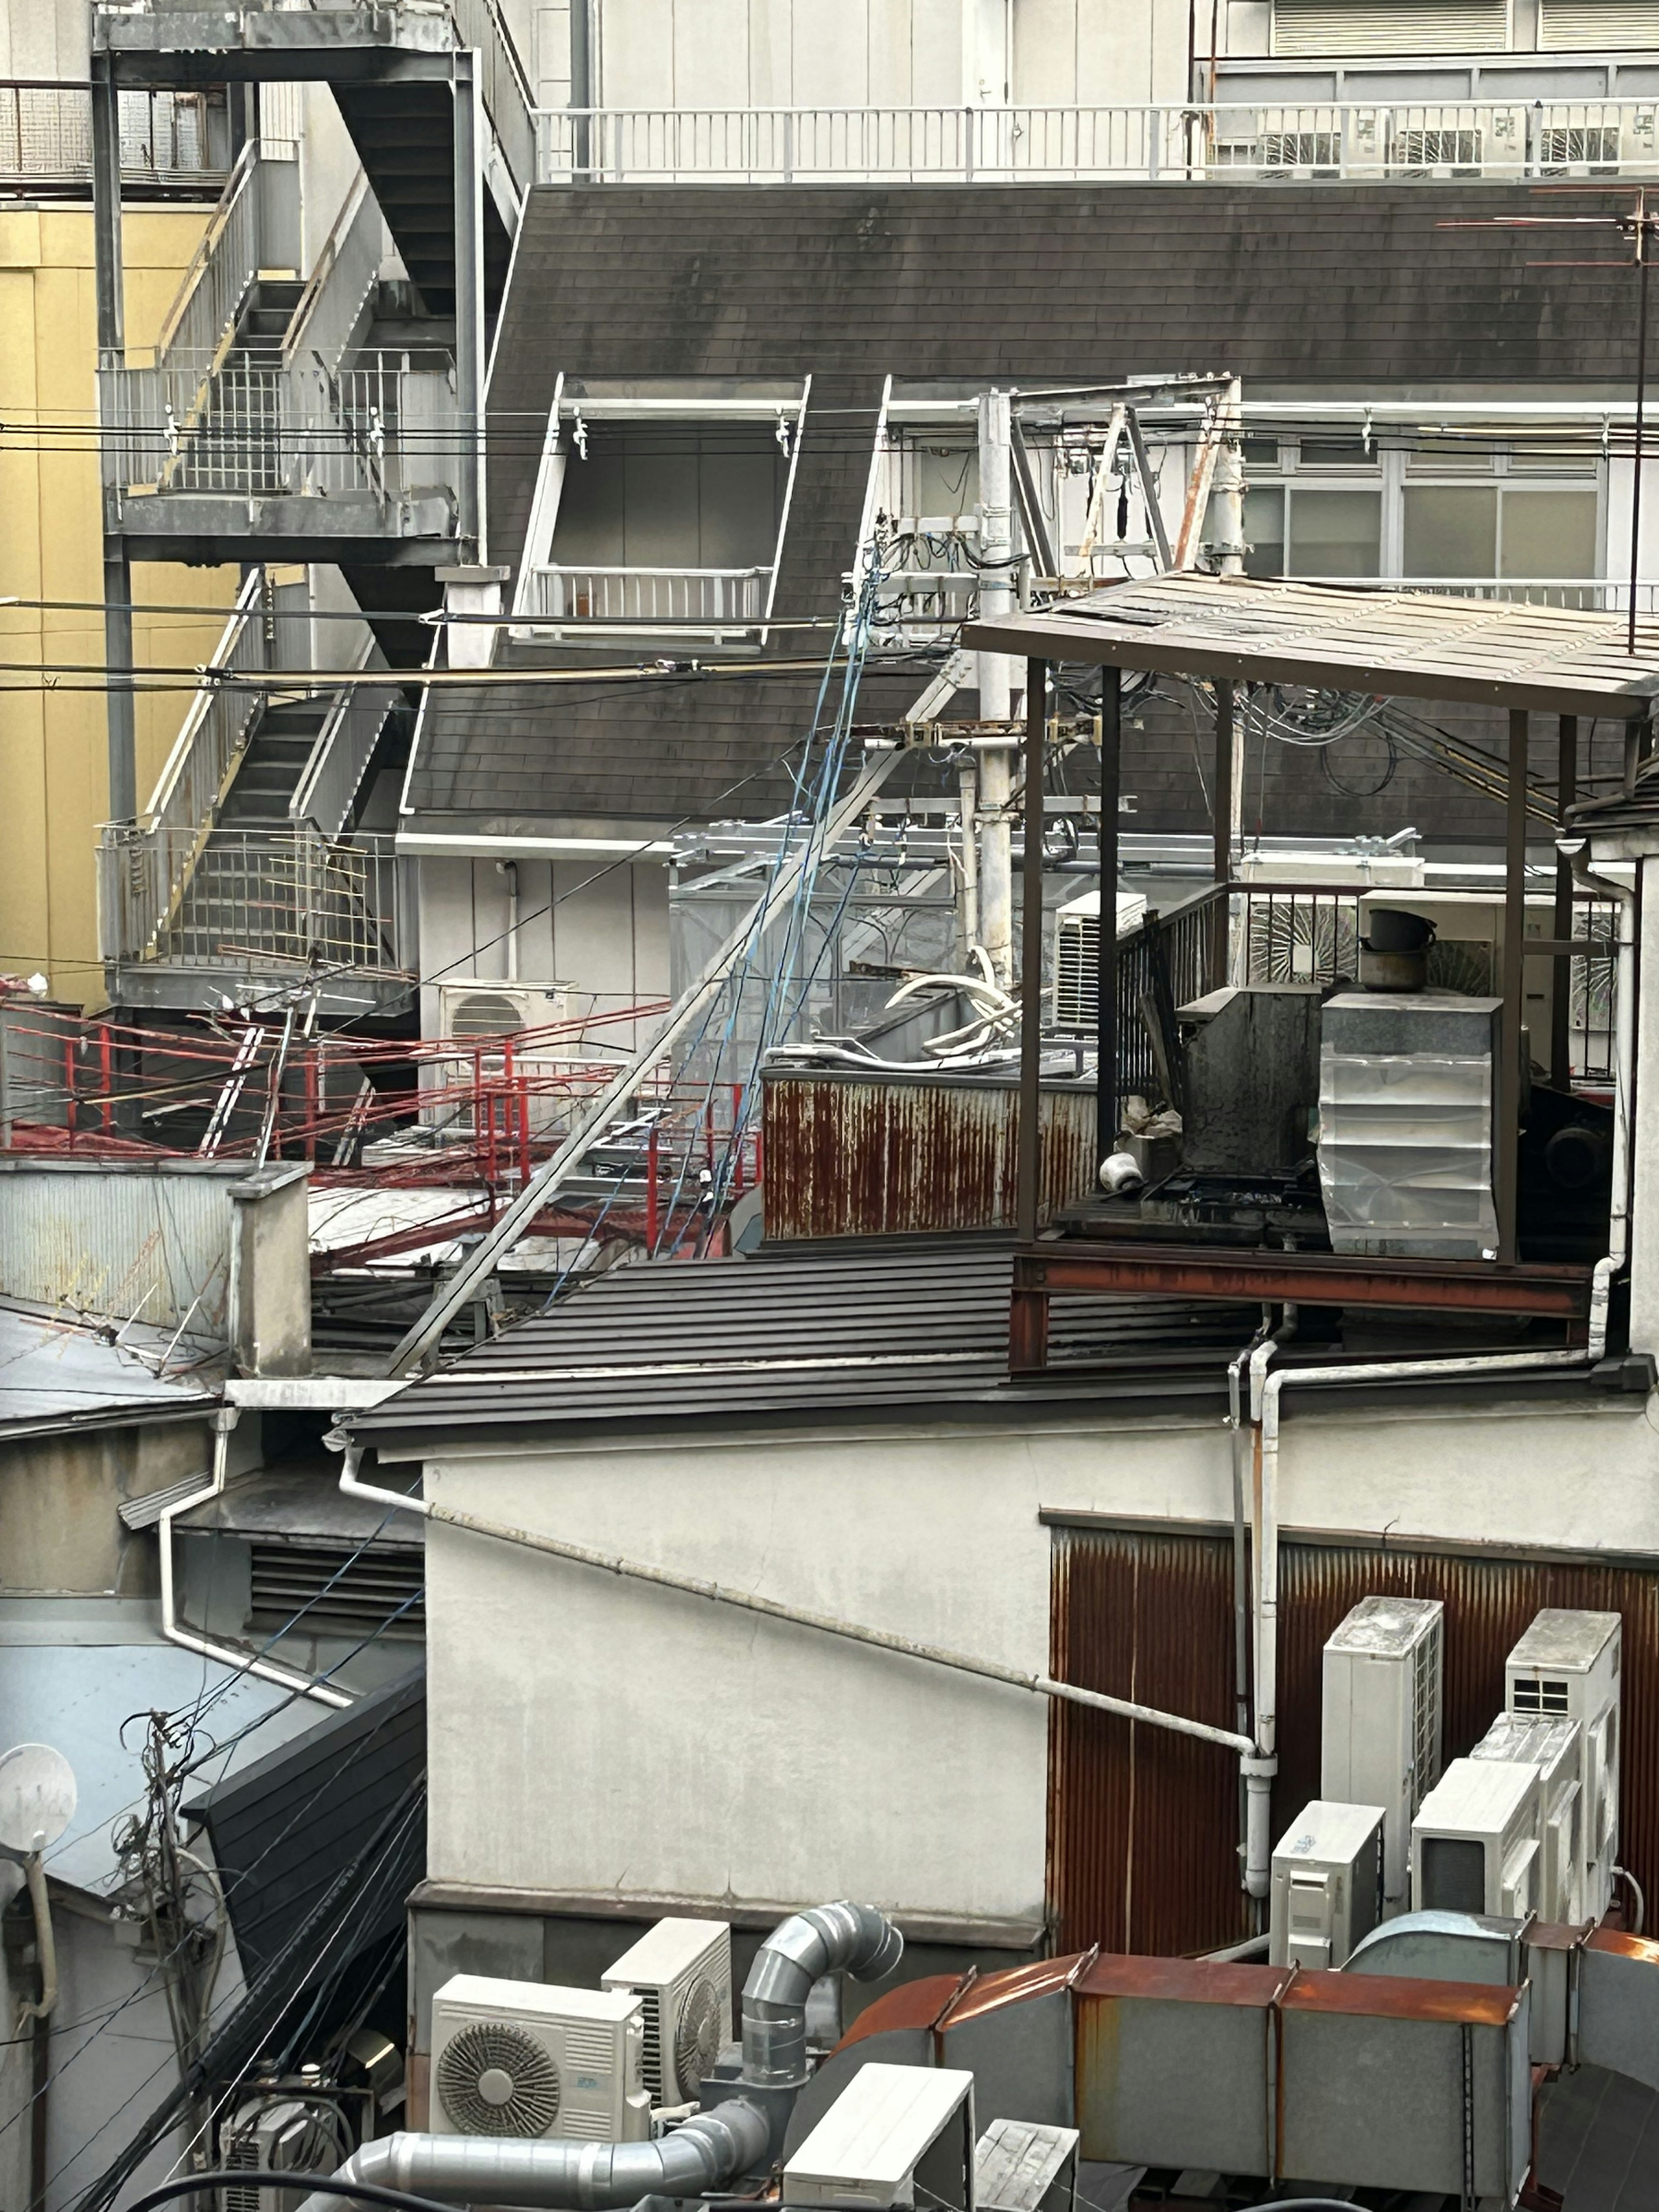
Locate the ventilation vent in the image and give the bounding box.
[1541,0,1659,43]
[449,990,528,1039]
[223,2131,261,2212]
[636,1988,662,2101]
[1054,914,1099,1031]
[436,2021,562,2137]
[248,1541,424,1635]
[562,2024,618,2073]
[1272,0,1510,51]
[1513,1676,1572,1714]
[1391,127,1485,168]
[1537,124,1623,166]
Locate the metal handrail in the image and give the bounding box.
[449,0,536,200]
[282,166,381,377]
[149,138,259,367]
[291,642,403,836]
[144,570,266,833]
[533,98,1659,184]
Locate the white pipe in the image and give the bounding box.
[162,1408,351,1709]
[1568,842,1634,1362]
[497,858,519,983]
[332,1443,1252,1754]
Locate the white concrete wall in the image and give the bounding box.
[0,0,89,76]
[416,854,670,1047]
[580,0,1194,111]
[419,1388,1659,1932]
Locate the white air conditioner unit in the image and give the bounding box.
[1411,1758,1541,1920]
[426,982,575,1139]
[1474,1711,1583,1924]
[1321,1594,1444,1917]
[601,1917,733,2107]
[429,1976,650,2144]
[1506,1608,1622,1920]
[784,2062,977,2212]
[1052,887,1149,1031]
[1269,1799,1385,1970]
[434,981,569,1042]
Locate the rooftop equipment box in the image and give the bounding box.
[1321,1594,1444,1916]
[1317,990,1501,1259]
[601,1916,732,2107]
[1269,1799,1385,1970]
[1506,1607,1622,1920]
[429,1975,650,2143]
[1473,1711,1583,1924]
[783,2063,976,2212]
[1412,1758,1541,1919]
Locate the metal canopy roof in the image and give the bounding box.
[962,574,1659,720]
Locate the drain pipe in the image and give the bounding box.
[163,1407,350,1709]
[1570,842,1634,1354]
[291,2099,771,2212]
[1232,1313,1297,1903]
[330,1439,1252,1755]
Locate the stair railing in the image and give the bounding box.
[291,634,404,837]
[282,167,382,382]
[150,137,261,373]
[450,0,537,204]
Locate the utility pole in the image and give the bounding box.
[977,389,1017,987]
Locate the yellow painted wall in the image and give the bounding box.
[0,204,238,1005]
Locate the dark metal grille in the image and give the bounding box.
[248,1541,424,1635]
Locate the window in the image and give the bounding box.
[1289,489,1383,575]
[550,426,789,571]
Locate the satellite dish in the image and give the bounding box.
[0,1744,77,1854]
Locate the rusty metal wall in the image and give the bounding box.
[762,1071,1099,1239]
[1048,1523,1659,1959]
[0,1160,239,1331]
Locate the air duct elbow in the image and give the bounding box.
[741,1901,903,2089]
[291,2101,771,2212]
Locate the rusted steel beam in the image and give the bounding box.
[1017,1242,1592,1318]
[1008,1284,1051,1373]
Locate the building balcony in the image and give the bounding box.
[0,81,229,195]
[515,563,773,639]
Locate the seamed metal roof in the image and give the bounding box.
[352,1241,1257,1450]
[963,573,1659,721]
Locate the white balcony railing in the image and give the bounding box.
[534,100,1659,184]
[518,564,771,628]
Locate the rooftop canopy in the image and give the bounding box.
[962,573,1659,721]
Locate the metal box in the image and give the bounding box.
[1473,1712,1584,1924]
[601,1916,732,2107]
[429,1975,650,2142]
[1321,1595,1444,1916]
[783,2063,976,2212]
[1317,990,1501,1258]
[1270,1799,1385,1970]
[1412,1758,1541,1919]
[1178,983,1325,1173]
[1506,1608,1622,1920]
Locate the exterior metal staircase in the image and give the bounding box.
[219,699,330,825]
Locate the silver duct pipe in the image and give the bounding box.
[292,2101,769,2212]
[741,1900,904,2088]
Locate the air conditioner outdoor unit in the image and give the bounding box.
[1411,1758,1541,1919]
[427,982,576,1139]
[429,1976,650,2144]
[435,981,569,1042]
[1052,887,1149,1031]
[1321,1594,1444,1916]
[1269,1799,1385,1970]
[783,2062,977,2212]
[220,2095,343,2212]
[1506,1608,1622,1920]
[1473,1710,1583,1923]
[601,1917,733,2107]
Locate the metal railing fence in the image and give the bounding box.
[0,83,224,189]
[143,572,267,847]
[450,0,537,200]
[518,564,771,625]
[291,652,404,838]
[148,139,260,369]
[534,99,1659,184]
[281,168,384,380]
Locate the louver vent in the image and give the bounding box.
[1541,0,1659,44]
[1272,0,1510,51]
[1513,1676,1572,1714]
[248,1541,424,1634]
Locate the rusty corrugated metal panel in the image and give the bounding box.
[761,1071,1097,1239]
[1049,1525,1659,1962]
[0,1160,235,1329]
[1048,1524,1252,1959]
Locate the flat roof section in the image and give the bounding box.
[963,574,1659,721]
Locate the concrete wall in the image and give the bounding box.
[415,855,669,1048]
[0,1419,217,1599]
[417,1388,1659,1936]
[0,206,238,1004]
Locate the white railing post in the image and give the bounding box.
[783,108,794,184]
[964,105,974,182]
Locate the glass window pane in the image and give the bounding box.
[1403,486,1497,577]
[1500,489,1597,578]
[1287,489,1382,576]
[1244,486,1285,577]
[1295,433,1378,471]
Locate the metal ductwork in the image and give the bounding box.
[290,2100,770,2212]
[741,1900,904,2088]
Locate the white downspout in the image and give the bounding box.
[161,1406,351,1709]
[1570,842,1634,1360]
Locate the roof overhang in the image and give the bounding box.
[964,574,1659,723]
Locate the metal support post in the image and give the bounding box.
[92,53,137,825]
[1210,376,1246,575]
[1015,659,1048,1247]
[1552,714,1577,1091]
[570,0,593,178]
[1096,667,1122,1168]
[957,760,980,961]
[452,51,485,556]
[978,390,1016,986]
[1212,677,1235,981]
[1498,708,1529,1265]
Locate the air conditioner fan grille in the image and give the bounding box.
[437,2021,561,2137]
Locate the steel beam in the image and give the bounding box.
[1552,713,1577,1091]
[1096,666,1121,1169]
[92,53,137,826]
[1017,1243,1592,1319]
[452,50,483,556]
[1499,708,1528,1263]
[1015,657,1048,1246]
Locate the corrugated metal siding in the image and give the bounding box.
[1049,1526,1659,1958]
[0,1166,234,1330]
[762,1074,1099,1240]
[1049,1526,1253,1958]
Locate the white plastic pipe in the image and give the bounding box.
[161,1408,350,1709]
[334,1445,1252,1754]
[14,1853,57,2024]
